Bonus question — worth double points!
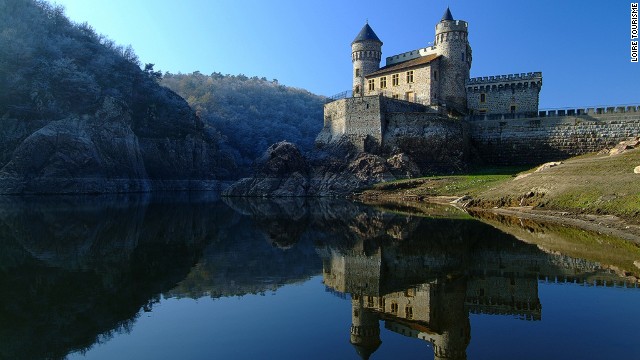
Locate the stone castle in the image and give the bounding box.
[317,7,639,166]
[350,7,541,116]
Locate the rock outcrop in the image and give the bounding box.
[223,141,310,197]
[0,95,222,194]
[224,138,422,197]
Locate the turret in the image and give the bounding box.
[350,295,381,360]
[352,22,382,97]
[434,7,471,113]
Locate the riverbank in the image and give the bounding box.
[354,143,640,242]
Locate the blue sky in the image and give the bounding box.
[53,0,638,108]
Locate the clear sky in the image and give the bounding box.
[52,0,638,109]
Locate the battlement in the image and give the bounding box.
[466,104,640,121]
[386,46,438,66]
[467,72,542,85]
[435,20,468,33]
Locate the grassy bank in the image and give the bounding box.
[358,148,640,222]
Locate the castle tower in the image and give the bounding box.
[350,295,382,359]
[352,22,382,97]
[434,7,472,113]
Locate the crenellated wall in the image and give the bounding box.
[469,108,640,165]
[319,95,640,167]
[467,72,542,116]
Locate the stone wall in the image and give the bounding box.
[365,60,439,105]
[469,109,640,165]
[466,72,542,115]
[383,112,468,171]
[317,96,384,149]
[317,96,430,149]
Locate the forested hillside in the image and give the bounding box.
[162,73,325,175]
[0,0,226,193]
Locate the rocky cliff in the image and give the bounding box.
[0,94,222,194]
[223,139,422,196]
[0,0,225,194]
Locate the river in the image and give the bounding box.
[1,194,639,359]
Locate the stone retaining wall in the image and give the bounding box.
[469,112,640,164]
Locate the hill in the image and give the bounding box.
[0,0,227,193]
[161,72,325,176]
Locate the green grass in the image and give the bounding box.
[369,171,518,197]
[362,149,640,222]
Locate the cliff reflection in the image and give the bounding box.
[0,193,231,360]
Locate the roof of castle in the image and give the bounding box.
[352,23,382,45]
[441,7,454,21]
[365,54,440,77]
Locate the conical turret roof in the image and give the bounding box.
[352,23,382,45]
[441,7,454,21]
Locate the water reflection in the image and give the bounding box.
[0,195,637,359]
[230,197,639,360]
[0,193,229,360]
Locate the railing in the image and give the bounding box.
[326,90,352,103]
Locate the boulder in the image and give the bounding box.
[535,161,562,172]
[223,141,310,197]
[386,153,421,178]
[609,137,640,156]
[634,166,640,174]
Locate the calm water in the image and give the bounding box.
[1,194,640,360]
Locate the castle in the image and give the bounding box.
[317,7,639,166]
[350,7,542,116]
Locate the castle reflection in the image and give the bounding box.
[310,201,637,360]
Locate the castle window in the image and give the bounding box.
[510,105,517,113]
[392,74,399,86]
[355,85,360,94]
[368,79,375,91]
[405,306,413,320]
[355,68,360,77]
[391,302,398,313]
[406,70,414,83]
[433,70,438,81]
[461,51,465,61]
[392,94,399,99]
[480,93,486,103]
[380,77,387,89]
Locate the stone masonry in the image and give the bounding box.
[469,106,640,164]
[467,73,542,116]
[319,7,639,168]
